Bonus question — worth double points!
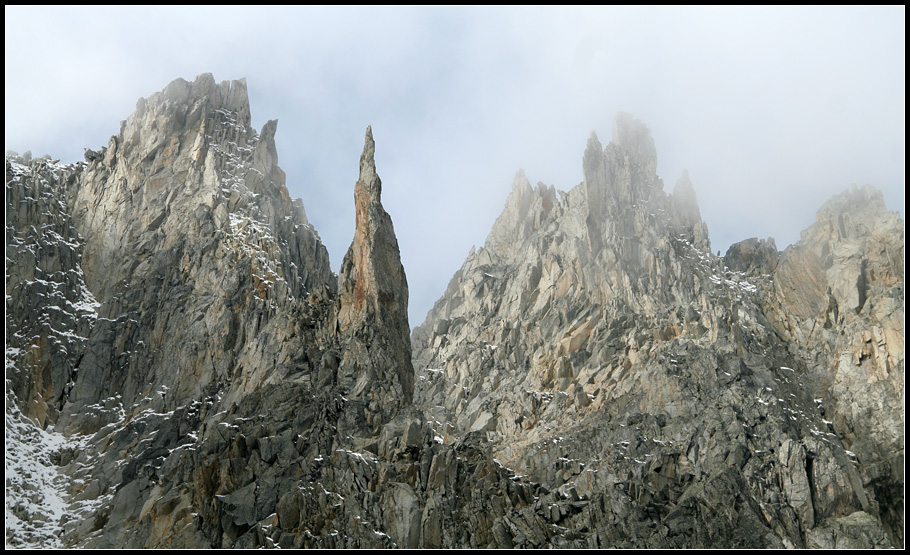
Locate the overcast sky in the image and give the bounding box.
[6,6,905,327]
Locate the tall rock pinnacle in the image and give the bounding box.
[670,169,710,250]
[335,126,414,429]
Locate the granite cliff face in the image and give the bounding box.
[5,79,904,549]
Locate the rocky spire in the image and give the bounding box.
[582,113,667,263]
[670,170,710,250]
[670,170,699,226]
[611,112,658,176]
[484,169,534,254]
[335,126,414,427]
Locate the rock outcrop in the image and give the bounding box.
[724,236,779,276]
[411,114,903,548]
[7,75,547,549]
[5,80,903,549]
[6,75,351,547]
[6,156,97,429]
[765,185,904,546]
[333,126,414,431]
[45,74,337,433]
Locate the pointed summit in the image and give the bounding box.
[611,112,657,176]
[335,127,414,429]
[587,130,601,149]
[512,168,531,193]
[582,130,604,183]
[670,170,700,224]
[485,169,537,254]
[359,125,381,198]
[339,126,404,330]
[670,170,710,250]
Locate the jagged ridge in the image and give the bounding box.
[5,80,903,549]
[411,114,903,548]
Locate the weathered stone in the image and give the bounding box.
[5,78,902,550]
[724,236,779,276]
[332,126,414,430]
[411,114,902,548]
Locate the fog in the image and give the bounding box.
[6,6,904,327]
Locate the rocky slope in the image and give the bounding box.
[411,114,903,548]
[5,78,904,549]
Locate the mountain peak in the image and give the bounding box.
[335,127,414,425]
[132,73,252,132]
[670,169,709,249]
[412,111,902,549]
[611,111,657,174]
[358,125,380,199]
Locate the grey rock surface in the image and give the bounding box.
[332,126,414,432]
[411,114,903,548]
[5,78,903,549]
